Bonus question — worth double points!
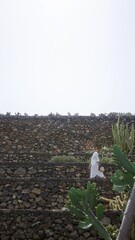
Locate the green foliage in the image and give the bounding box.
[100,156,116,165]
[112,145,135,239]
[112,118,135,155]
[113,145,135,176]
[111,145,135,196]
[111,170,134,193]
[66,182,98,216]
[66,145,135,239]
[66,182,112,240]
[100,146,116,165]
[49,155,82,163]
[83,199,112,240]
[78,218,92,229]
[100,146,114,157]
[96,203,105,220]
[106,224,119,240]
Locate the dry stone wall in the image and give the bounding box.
[1,115,135,155]
[0,209,120,240]
[0,178,115,210]
[0,162,117,178]
[0,115,133,239]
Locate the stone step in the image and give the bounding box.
[0,209,120,240]
[0,177,114,210]
[0,152,90,163]
[0,162,116,179]
[0,153,51,162]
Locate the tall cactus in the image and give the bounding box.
[126,124,135,155]
[112,118,135,155]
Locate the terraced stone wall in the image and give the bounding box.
[0,115,135,155]
[0,210,120,240]
[0,178,115,210]
[0,162,117,178]
[0,115,133,239]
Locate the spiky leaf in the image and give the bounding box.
[78,218,92,229]
[83,191,112,240]
[113,145,135,175]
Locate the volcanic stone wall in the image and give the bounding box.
[0,209,120,240]
[0,177,115,210]
[0,115,135,155]
[0,162,117,179]
[0,115,134,239]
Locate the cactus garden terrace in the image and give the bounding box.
[0,114,135,239]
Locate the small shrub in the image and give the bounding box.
[49,155,82,163]
[100,156,116,165]
[100,146,116,165]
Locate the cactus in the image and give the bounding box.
[96,203,105,220]
[66,181,112,240]
[111,145,135,194]
[111,170,134,193]
[106,224,119,240]
[112,118,135,155]
[109,192,128,211]
[82,191,112,240]
[112,145,135,240]
[116,182,135,240]
[113,145,135,175]
[127,124,135,155]
[100,192,128,212]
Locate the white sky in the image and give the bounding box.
[0,0,135,115]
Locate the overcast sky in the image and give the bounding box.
[0,0,135,115]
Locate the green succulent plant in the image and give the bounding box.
[66,181,112,240]
[113,145,135,175]
[106,224,119,240]
[112,145,135,240]
[111,170,134,193]
[66,145,135,240]
[112,118,135,155]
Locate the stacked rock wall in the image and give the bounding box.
[0,115,135,155]
[0,162,117,179]
[0,209,120,240]
[0,177,116,210]
[0,115,134,239]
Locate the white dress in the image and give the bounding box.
[90,152,105,178]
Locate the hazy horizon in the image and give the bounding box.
[1,1,135,116]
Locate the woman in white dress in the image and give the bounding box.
[89,151,105,178]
